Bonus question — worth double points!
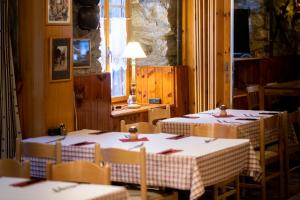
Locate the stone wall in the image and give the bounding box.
[131,0,178,66]
[234,0,269,57]
[73,1,102,76]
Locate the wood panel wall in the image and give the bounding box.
[182,0,231,112]
[74,74,111,131]
[19,0,74,138]
[135,66,189,115]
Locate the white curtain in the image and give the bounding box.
[110,18,127,72]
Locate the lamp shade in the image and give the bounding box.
[122,42,146,59]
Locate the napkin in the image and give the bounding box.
[157,148,183,155]
[259,112,278,115]
[235,118,258,121]
[69,141,96,146]
[10,178,45,187]
[166,135,189,140]
[182,115,200,119]
[119,137,149,142]
[212,114,235,118]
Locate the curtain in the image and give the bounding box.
[0,0,22,159]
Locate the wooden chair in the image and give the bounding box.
[16,138,62,163]
[191,123,239,138]
[148,105,171,125]
[101,147,178,200]
[240,114,284,200]
[246,85,264,110]
[120,120,159,133]
[0,159,30,178]
[191,123,240,200]
[282,108,300,197]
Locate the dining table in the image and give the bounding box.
[263,80,300,97]
[23,130,261,200]
[160,109,298,148]
[0,176,129,200]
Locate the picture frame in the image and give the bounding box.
[73,39,91,69]
[50,37,71,82]
[46,0,72,25]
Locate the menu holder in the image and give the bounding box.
[166,135,189,140]
[157,148,183,155]
[10,178,45,187]
[119,137,149,142]
[69,141,96,146]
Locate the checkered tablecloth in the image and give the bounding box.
[160,109,297,148]
[0,177,129,200]
[23,132,261,200]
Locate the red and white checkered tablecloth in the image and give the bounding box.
[23,132,261,200]
[160,109,296,148]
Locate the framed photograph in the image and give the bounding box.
[73,39,91,68]
[50,38,71,82]
[46,0,71,25]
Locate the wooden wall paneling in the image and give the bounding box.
[44,26,74,134]
[147,67,156,100]
[174,66,189,116]
[136,67,142,104]
[141,67,148,104]
[154,67,163,101]
[162,67,174,105]
[74,74,111,131]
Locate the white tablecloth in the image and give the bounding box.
[0,177,128,200]
[23,131,261,200]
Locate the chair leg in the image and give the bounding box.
[261,179,266,200]
[235,176,240,200]
[213,185,219,200]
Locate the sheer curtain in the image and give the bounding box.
[110,18,127,97]
[0,0,22,158]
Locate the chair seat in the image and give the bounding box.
[128,188,178,200]
[255,150,278,160]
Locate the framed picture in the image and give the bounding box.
[46,0,71,25]
[50,38,71,82]
[73,39,91,68]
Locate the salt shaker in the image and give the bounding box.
[128,126,138,140]
[219,105,227,117]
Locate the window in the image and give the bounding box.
[99,0,129,101]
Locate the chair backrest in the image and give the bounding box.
[191,123,238,138]
[148,105,171,125]
[47,161,110,185]
[246,85,264,110]
[120,120,159,133]
[287,107,300,141]
[0,159,30,178]
[16,138,62,163]
[101,147,147,200]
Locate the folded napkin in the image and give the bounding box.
[259,112,278,115]
[166,135,189,140]
[212,114,235,118]
[119,137,149,142]
[157,148,183,155]
[10,178,45,187]
[235,118,258,121]
[88,130,108,135]
[182,115,200,119]
[69,141,96,146]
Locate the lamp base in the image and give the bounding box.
[127,103,141,109]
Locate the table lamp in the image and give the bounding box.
[122,42,146,109]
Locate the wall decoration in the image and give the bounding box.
[50,38,71,82]
[73,39,91,68]
[47,0,71,25]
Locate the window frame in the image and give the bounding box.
[101,0,131,104]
